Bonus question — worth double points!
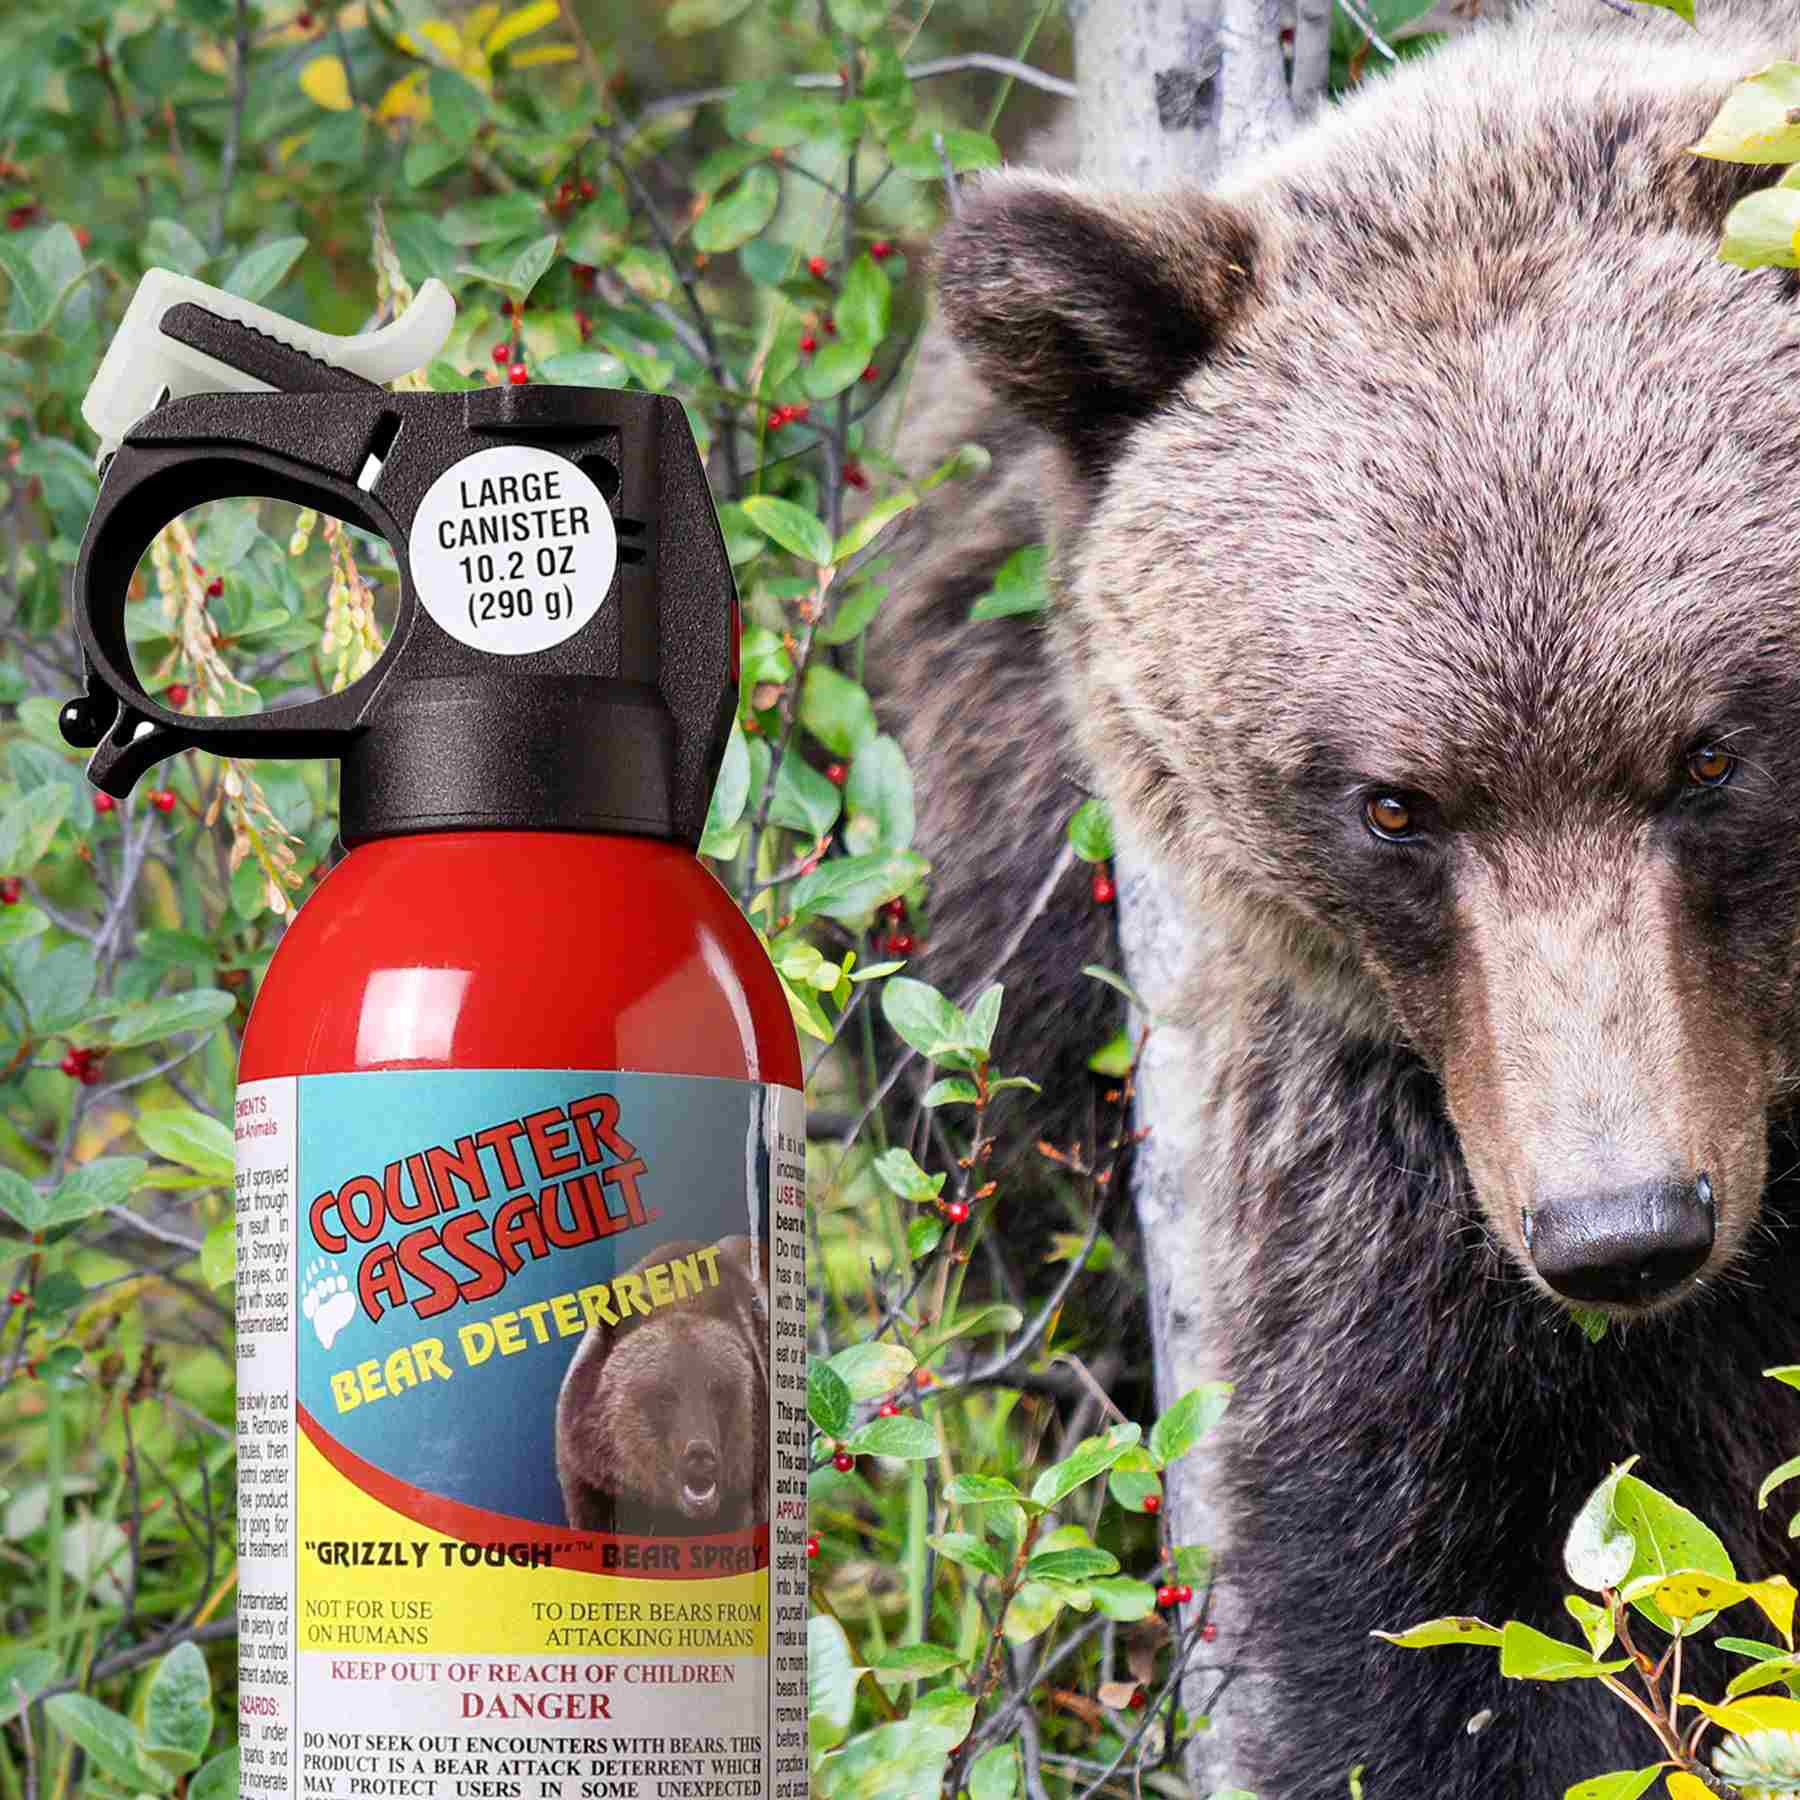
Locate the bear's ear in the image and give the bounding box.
[934,171,1260,473]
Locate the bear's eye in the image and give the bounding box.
[1685,744,1736,789]
[1362,793,1417,842]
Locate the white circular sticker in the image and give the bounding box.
[407,444,617,656]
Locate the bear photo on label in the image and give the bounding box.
[555,1234,770,1537]
[876,0,1800,1791]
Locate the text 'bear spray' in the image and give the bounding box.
[60,269,807,1800]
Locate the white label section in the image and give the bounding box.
[408,444,617,656]
[235,1077,299,1798]
[767,1087,807,1800]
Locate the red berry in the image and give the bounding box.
[870,240,893,259]
[80,1062,103,1086]
[807,255,828,278]
[7,1289,25,1306]
[886,931,916,956]
[942,1199,971,1225]
[824,761,848,786]
[6,206,37,231]
[767,407,789,430]
[877,1401,900,1417]
[509,363,529,385]
[297,9,315,25]
[789,402,811,424]
[1092,872,1117,904]
[75,226,91,249]
[166,683,189,708]
[1143,1493,1161,1514]
[1157,1586,1177,1609]
[59,1052,81,1077]
[579,179,595,200]
[150,790,177,815]
[93,793,116,814]
[1200,1621,1218,1643]
[879,898,906,921]
[822,316,837,336]
[843,461,868,490]
[492,343,512,364]
[805,1535,820,1558]
[1128,1690,1147,1711]
[832,1452,854,1474]
[799,333,818,354]
[0,878,19,906]
[205,576,223,598]
[1175,1583,1193,1605]
[861,364,878,383]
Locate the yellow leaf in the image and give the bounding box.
[1665,1777,1712,1800]
[299,54,354,111]
[466,3,502,40]
[276,131,309,163]
[375,69,428,121]
[1655,1571,1796,1642]
[399,19,466,62]
[511,44,578,66]
[1680,1692,1800,1732]
[485,0,560,53]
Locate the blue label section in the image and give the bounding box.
[294,1069,773,1530]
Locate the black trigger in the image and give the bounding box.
[161,303,379,395]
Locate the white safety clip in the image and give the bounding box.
[82,268,456,465]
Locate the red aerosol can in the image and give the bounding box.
[60,273,806,1799]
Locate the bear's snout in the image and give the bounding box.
[678,1440,722,1519]
[1523,1172,1715,1305]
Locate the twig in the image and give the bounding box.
[634,55,1075,124]
[1336,0,1398,61]
[213,0,253,252]
[33,1617,237,1705]
[102,1205,203,1258]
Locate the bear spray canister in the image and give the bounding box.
[60,273,807,1800]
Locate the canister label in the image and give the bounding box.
[233,1070,808,1799]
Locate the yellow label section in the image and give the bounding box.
[294,1432,768,1660]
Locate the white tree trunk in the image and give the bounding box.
[1068,3,1301,1790]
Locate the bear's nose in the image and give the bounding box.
[682,1441,718,1480]
[1524,1174,1714,1304]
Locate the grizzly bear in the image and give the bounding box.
[876,0,1800,1792]
[555,1236,768,1537]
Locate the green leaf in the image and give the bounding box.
[870,1148,943,1203]
[1088,1030,1135,1077]
[813,1715,956,1799]
[802,335,876,400]
[701,723,751,850]
[48,1157,147,1227]
[190,1747,239,1800]
[968,1743,1020,1800]
[1767,1364,1800,1391]
[807,1614,860,1755]
[45,1694,174,1792]
[144,218,212,278]
[0,1169,46,1234]
[101,989,236,1048]
[928,1532,1004,1578]
[943,1473,1026,1507]
[906,1215,942,1256]
[790,850,927,925]
[1613,1472,1736,1634]
[500,233,560,304]
[1760,1453,1800,1511]
[1564,1770,1667,1800]
[844,735,915,851]
[0,1648,59,1724]
[0,784,70,871]
[1690,60,1800,161]
[890,128,1002,179]
[800,666,879,758]
[808,1359,853,1437]
[0,905,49,952]
[922,1077,979,1107]
[881,976,960,1059]
[222,236,307,302]
[1028,1545,1120,1582]
[827,0,888,38]
[1001,1581,1065,1645]
[742,495,833,566]
[441,193,547,244]
[969,545,1050,621]
[1149,1382,1232,1467]
[30,1272,83,1317]
[143,1641,211,1768]
[1564,1458,1639,1591]
[201,1220,235,1289]
[1088,1577,1161,1621]
[137,1107,236,1181]
[539,349,628,388]
[427,67,485,151]
[870,1644,966,1679]
[1030,1423,1142,1508]
[15,942,95,1032]
[915,1302,1022,1358]
[1068,796,1116,864]
[1371,1616,1504,1650]
[1497,1621,1632,1681]
[845,1414,938,1459]
[825,1341,916,1401]
[1109,1467,1164,1512]
[692,167,780,254]
[1719,186,1800,268]
[1565,1594,1616,1658]
[817,578,885,643]
[667,0,754,29]
[836,253,891,344]
[833,493,918,564]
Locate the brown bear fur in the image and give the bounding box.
[874,1,1800,1792]
[555,1235,768,1537]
